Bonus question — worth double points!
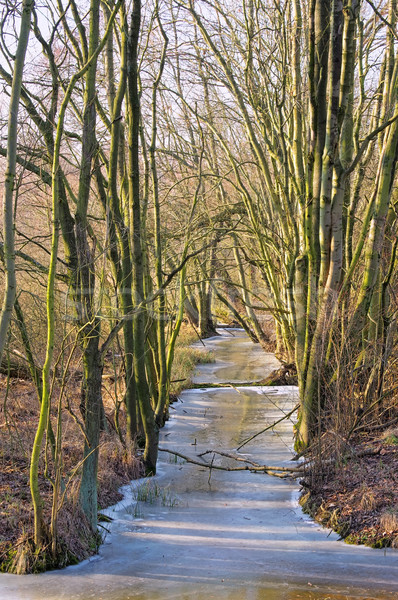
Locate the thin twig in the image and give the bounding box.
[236,403,299,450]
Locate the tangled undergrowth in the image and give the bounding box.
[299,424,398,549]
[0,324,212,573]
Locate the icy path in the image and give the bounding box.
[1,329,397,600]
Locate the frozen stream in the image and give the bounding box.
[1,329,398,600]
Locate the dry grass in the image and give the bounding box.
[380,507,398,548]
[98,436,143,508]
[0,371,145,573]
[358,485,379,512]
[382,428,398,445]
[169,324,215,396]
[380,507,398,532]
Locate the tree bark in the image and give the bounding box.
[0,0,33,362]
[127,0,158,474]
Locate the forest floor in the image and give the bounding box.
[300,426,398,548]
[0,375,143,572]
[0,325,214,573]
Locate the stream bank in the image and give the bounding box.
[0,329,397,599]
[299,431,398,549]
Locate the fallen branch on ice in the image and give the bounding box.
[158,447,304,478]
[236,403,300,451]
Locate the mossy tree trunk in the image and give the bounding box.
[75,0,104,530]
[102,2,138,442]
[0,0,33,362]
[127,0,158,474]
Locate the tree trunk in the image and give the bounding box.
[79,327,103,527]
[0,0,33,362]
[127,0,158,475]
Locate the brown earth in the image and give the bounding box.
[0,374,143,572]
[300,427,398,548]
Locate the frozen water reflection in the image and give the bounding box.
[1,330,397,600]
